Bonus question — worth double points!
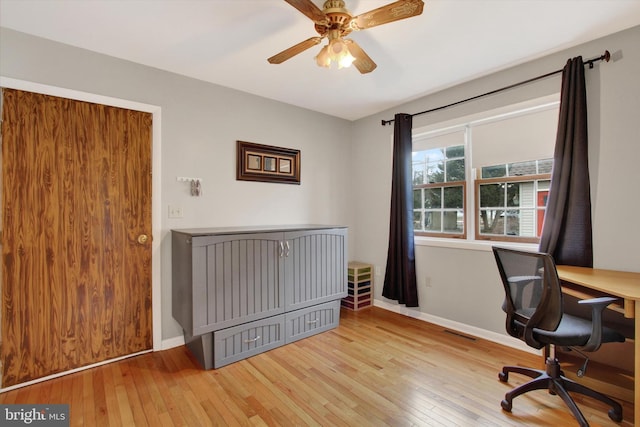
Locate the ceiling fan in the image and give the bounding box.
[268,0,425,74]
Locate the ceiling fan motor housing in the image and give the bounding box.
[319,0,352,33]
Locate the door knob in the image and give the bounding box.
[137,234,149,244]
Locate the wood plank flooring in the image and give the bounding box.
[0,307,634,426]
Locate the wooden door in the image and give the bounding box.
[1,89,153,387]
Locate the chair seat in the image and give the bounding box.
[533,313,625,347]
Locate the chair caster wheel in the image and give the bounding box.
[501,399,512,412]
[498,372,508,382]
[608,408,623,422]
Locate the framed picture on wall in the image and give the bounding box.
[236,140,301,184]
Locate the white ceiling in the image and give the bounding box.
[1,0,639,121]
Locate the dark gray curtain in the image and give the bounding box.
[539,56,593,267]
[382,113,419,307]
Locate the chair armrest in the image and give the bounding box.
[578,296,619,351]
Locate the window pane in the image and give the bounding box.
[424,188,441,208]
[413,151,426,162]
[505,210,519,236]
[479,209,504,234]
[537,182,550,209]
[518,208,537,237]
[538,159,553,174]
[446,145,464,158]
[425,211,441,232]
[413,189,422,209]
[509,160,536,176]
[413,164,425,185]
[516,181,535,207]
[443,210,464,233]
[426,162,444,183]
[443,186,463,209]
[446,158,465,181]
[481,164,506,178]
[506,182,520,207]
[413,211,422,230]
[480,183,503,208]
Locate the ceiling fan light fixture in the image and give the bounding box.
[315,45,331,68]
[337,48,355,69]
[315,37,355,69]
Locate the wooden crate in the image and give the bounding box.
[342,262,373,311]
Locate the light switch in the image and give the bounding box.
[168,205,183,218]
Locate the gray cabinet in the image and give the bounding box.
[172,225,347,368]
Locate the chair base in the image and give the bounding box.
[498,357,623,427]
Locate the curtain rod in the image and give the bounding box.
[381,50,610,126]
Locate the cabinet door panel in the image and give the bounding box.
[192,233,285,335]
[285,228,347,311]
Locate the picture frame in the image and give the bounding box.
[236,140,301,184]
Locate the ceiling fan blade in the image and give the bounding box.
[345,39,377,74]
[284,0,327,24]
[268,37,324,64]
[351,0,424,30]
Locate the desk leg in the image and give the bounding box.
[635,303,639,425]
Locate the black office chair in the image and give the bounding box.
[492,246,624,426]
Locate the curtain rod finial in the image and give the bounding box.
[604,50,611,62]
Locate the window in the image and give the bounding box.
[411,97,559,243]
[413,130,466,237]
[476,159,551,242]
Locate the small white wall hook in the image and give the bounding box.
[177,177,203,196]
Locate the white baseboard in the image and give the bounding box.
[373,300,540,356]
[160,302,538,357]
[161,302,539,356]
[161,335,185,350]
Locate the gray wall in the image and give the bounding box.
[350,25,640,336]
[0,28,354,342]
[1,24,638,346]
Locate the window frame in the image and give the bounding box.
[410,95,560,245]
[474,173,551,243]
[414,181,467,239]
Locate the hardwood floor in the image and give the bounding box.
[0,307,634,426]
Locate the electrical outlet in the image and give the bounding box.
[168,205,183,218]
[375,265,381,276]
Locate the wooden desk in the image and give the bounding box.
[556,265,640,422]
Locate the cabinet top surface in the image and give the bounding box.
[172,224,347,236]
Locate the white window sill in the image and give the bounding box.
[414,236,539,252]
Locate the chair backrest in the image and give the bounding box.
[492,246,564,349]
